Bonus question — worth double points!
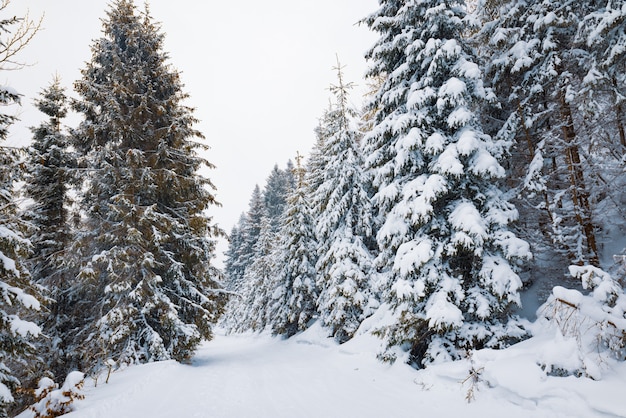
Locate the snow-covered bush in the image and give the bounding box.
[538,265,626,379]
[29,372,85,418]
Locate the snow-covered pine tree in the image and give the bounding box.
[226,213,279,333]
[0,96,41,416]
[226,185,265,292]
[314,61,376,343]
[263,163,293,232]
[24,77,76,380]
[580,1,626,148]
[70,0,224,371]
[574,3,626,252]
[25,78,73,286]
[0,4,42,416]
[476,0,601,267]
[224,161,293,294]
[223,214,246,291]
[271,155,318,337]
[364,0,530,366]
[305,107,334,201]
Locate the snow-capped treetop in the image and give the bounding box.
[69,0,225,371]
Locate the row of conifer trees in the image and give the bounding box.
[224,0,626,367]
[1,0,625,414]
[1,1,225,415]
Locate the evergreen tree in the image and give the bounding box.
[223,215,246,291]
[263,163,293,232]
[0,4,42,415]
[24,77,76,379]
[307,114,331,196]
[476,0,602,266]
[70,0,224,371]
[271,156,318,337]
[222,161,296,332]
[228,185,265,291]
[226,213,279,333]
[364,0,530,365]
[224,160,293,295]
[580,1,626,148]
[25,78,73,285]
[314,62,376,343]
[0,116,40,416]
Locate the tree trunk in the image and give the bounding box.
[612,77,626,149]
[558,90,599,266]
[517,105,555,225]
[616,101,625,149]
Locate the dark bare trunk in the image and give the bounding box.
[558,90,599,266]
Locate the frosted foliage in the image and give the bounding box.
[68,0,224,372]
[521,141,547,196]
[580,0,626,144]
[378,174,447,250]
[569,265,622,304]
[434,146,464,175]
[493,230,531,259]
[0,381,11,405]
[1,283,40,311]
[394,239,433,277]
[29,372,85,417]
[449,201,487,252]
[476,0,626,269]
[539,265,626,378]
[0,251,16,277]
[317,233,374,342]
[364,0,529,364]
[426,290,464,331]
[270,178,318,337]
[312,70,376,342]
[0,135,39,415]
[9,316,41,338]
[479,256,522,302]
[222,215,280,334]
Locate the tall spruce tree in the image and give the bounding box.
[24,78,75,379]
[0,4,42,416]
[580,1,626,149]
[70,0,224,371]
[223,215,246,291]
[263,163,293,232]
[271,156,318,337]
[364,0,530,365]
[0,91,40,415]
[25,78,73,287]
[225,213,279,333]
[476,0,602,267]
[226,185,265,291]
[314,62,376,343]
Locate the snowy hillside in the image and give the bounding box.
[18,321,626,418]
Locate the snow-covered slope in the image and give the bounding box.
[18,321,626,418]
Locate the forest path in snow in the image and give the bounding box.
[51,324,625,418]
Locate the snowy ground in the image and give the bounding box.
[18,320,626,418]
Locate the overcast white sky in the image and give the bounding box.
[5,0,378,265]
